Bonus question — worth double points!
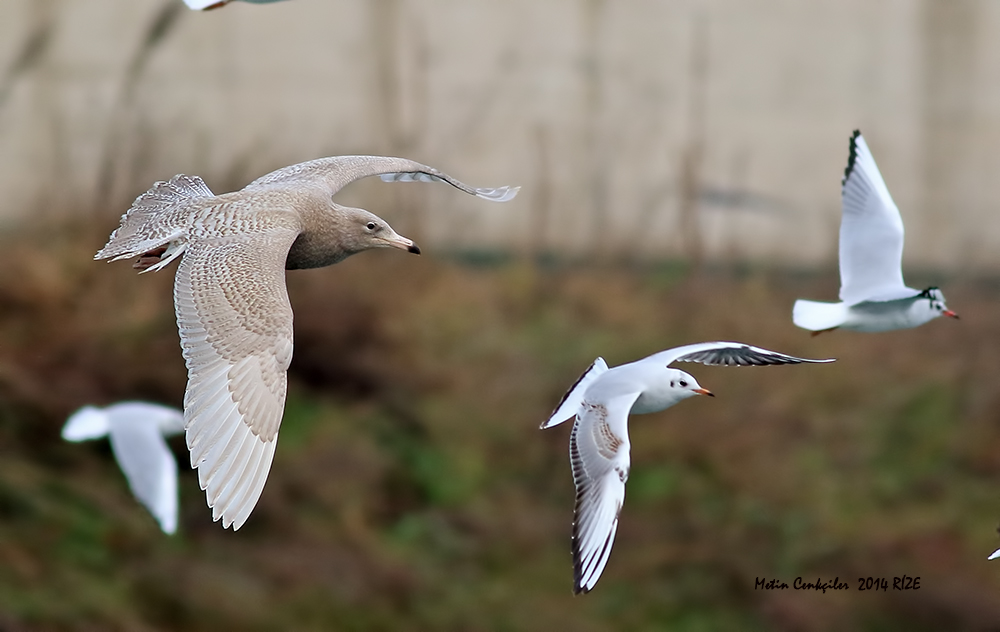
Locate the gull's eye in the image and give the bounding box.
[366,222,377,231]
[679,380,688,388]
[670,381,675,388]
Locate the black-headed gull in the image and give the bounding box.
[96,156,517,530]
[541,342,833,593]
[793,131,958,335]
[62,402,185,534]
[184,0,291,10]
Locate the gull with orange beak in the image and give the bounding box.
[541,342,833,593]
[96,155,517,530]
[793,130,959,334]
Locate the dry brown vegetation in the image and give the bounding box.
[1,219,1000,631]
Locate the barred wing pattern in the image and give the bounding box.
[174,220,299,530]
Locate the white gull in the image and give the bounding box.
[63,402,184,534]
[793,130,958,335]
[541,342,833,593]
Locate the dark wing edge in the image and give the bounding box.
[674,344,835,367]
[842,129,862,188]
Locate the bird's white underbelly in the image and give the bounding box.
[842,299,932,332]
[631,390,673,415]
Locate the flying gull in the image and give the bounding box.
[793,130,958,334]
[62,402,185,534]
[541,342,833,593]
[96,155,518,530]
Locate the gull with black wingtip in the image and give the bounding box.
[541,342,833,593]
[793,130,958,335]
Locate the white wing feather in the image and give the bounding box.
[107,412,180,534]
[570,392,640,594]
[541,358,609,429]
[838,131,919,304]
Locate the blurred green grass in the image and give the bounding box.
[1,220,1000,630]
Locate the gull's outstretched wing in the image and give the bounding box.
[838,131,919,304]
[644,342,834,368]
[541,358,609,429]
[106,407,182,534]
[570,391,641,594]
[174,210,300,530]
[245,155,519,203]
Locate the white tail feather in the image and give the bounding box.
[792,300,848,332]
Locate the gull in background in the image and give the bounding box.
[793,130,958,334]
[184,0,290,10]
[62,402,184,534]
[541,342,833,593]
[96,155,518,531]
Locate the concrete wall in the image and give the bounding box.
[1,0,999,269]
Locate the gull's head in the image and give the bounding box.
[342,206,420,256]
[919,287,959,320]
[666,368,714,401]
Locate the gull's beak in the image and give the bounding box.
[693,388,714,397]
[382,234,421,255]
[943,309,959,319]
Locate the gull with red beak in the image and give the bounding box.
[96,155,518,530]
[793,130,959,334]
[541,342,833,593]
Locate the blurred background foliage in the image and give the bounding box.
[1,220,999,630]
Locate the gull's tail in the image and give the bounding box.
[792,299,848,333]
[541,358,609,429]
[95,174,214,270]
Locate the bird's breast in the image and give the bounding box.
[631,388,679,415]
[285,232,352,269]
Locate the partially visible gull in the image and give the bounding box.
[63,402,184,534]
[184,0,291,10]
[541,342,833,593]
[96,155,518,530]
[793,130,958,334]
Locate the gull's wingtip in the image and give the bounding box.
[475,185,520,203]
[989,548,1000,561]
